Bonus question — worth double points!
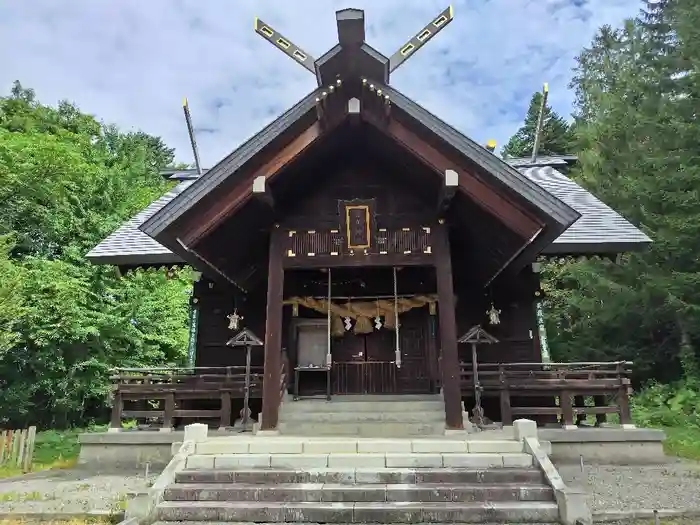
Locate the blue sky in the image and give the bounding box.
[0,0,640,165]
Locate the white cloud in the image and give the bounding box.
[0,0,640,164]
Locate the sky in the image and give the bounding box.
[0,0,641,165]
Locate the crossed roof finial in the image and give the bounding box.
[254,6,454,86]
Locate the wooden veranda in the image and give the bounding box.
[108,359,633,431]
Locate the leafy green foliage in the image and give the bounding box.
[525,0,700,389]
[0,82,190,429]
[502,91,575,158]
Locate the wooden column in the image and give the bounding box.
[261,227,285,431]
[433,221,464,430]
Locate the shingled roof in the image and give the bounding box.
[85,181,192,266]
[86,163,650,266]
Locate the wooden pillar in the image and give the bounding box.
[433,221,464,430]
[110,392,122,430]
[261,227,285,431]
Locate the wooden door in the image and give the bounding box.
[331,334,366,394]
[397,309,432,394]
[297,326,328,367]
[364,330,397,393]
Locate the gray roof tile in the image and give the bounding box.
[85,181,194,265]
[521,166,651,253]
[86,166,650,266]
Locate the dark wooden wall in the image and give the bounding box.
[454,266,541,365]
[279,156,433,229]
[193,279,267,369]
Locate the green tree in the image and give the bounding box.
[0,83,190,428]
[502,91,575,158]
[543,0,700,384]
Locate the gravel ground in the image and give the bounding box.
[557,459,700,512]
[0,467,157,515]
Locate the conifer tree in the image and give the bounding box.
[502,91,574,158]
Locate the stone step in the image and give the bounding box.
[279,410,444,423]
[277,421,446,436]
[175,467,546,485]
[185,452,534,470]
[194,438,525,455]
[164,482,554,503]
[156,500,560,522]
[280,398,444,413]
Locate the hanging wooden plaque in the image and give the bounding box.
[340,199,375,251]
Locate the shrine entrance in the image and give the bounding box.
[330,309,433,394]
[291,309,435,397]
[288,267,439,397]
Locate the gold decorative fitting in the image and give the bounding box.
[403,250,411,255]
[330,229,339,233]
[287,250,296,257]
[424,247,432,254]
[331,251,339,256]
[380,251,388,255]
[422,226,431,233]
[329,85,335,92]
[289,230,296,236]
[438,218,445,224]
[307,253,315,257]
[402,227,410,231]
[308,230,316,234]
[336,78,342,86]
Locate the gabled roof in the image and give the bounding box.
[86,165,649,267]
[87,7,649,269]
[141,82,579,255]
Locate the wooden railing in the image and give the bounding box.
[459,361,634,427]
[332,361,398,394]
[109,366,264,430]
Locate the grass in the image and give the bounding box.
[660,426,700,461]
[0,426,106,479]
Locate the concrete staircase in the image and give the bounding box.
[153,436,560,523]
[277,394,448,436]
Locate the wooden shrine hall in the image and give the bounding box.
[87,7,651,433]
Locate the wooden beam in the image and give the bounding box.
[252,175,275,211]
[437,169,458,214]
[373,117,543,239]
[433,221,463,430]
[184,122,323,245]
[175,238,247,293]
[282,252,433,269]
[261,228,285,431]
